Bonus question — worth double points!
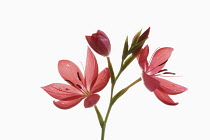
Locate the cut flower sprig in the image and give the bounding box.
[41,27,187,140]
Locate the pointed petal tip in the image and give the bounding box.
[85,35,91,41]
[165,101,179,106]
[97,29,102,33]
[146,27,150,32]
[41,86,50,92]
[183,87,188,92]
[41,85,50,91]
[154,88,179,106]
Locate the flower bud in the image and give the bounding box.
[132,27,150,55]
[86,30,111,56]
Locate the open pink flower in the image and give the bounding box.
[137,45,187,105]
[86,30,111,56]
[42,48,110,109]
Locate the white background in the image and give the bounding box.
[1,0,209,139]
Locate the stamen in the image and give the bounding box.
[158,60,168,66]
[163,72,175,75]
[158,69,168,73]
[77,72,81,81]
[76,84,82,89]
[65,80,75,86]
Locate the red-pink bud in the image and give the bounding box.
[132,27,150,55]
[86,30,111,56]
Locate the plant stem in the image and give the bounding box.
[95,57,142,140]
[104,77,141,124]
[101,78,141,139]
[101,124,106,140]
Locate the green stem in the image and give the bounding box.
[102,77,141,139]
[95,57,142,140]
[126,77,142,89]
[101,124,106,140]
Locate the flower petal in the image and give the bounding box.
[84,94,100,108]
[41,83,83,100]
[154,88,178,105]
[53,98,84,109]
[97,30,111,56]
[58,60,84,86]
[91,68,110,93]
[97,30,109,39]
[96,36,111,56]
[155,77,188,95]
[148,47,173,75]
[138,45,149,71]
[85,48,98,91]
[86,35,94,47]
[142,72,160,92]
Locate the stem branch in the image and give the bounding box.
[95,57,142,140]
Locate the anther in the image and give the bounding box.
[158,60,168,66]
[65,80,75,86]
[158,69,168,73]
[77,72,81,81]
[76,84,82,89]
[163,72,175,75]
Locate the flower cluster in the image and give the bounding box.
[42,28,187,108]
[41,28,187,139]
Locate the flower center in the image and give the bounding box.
[65,71,91,97]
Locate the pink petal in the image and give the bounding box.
[58,60,84,87]
[84,94,100,108]
[53,97,84,109]
[41,83,83,100]
[85,36,94,47]
[86,35,99,54]
[138,45,149,71]
[91,68,110,93]
[85,48,98,91]
[97,30,111,56]
[97,30,109,39]
[155,77,188,95]
[148,47,174,75]
[142,72,160,92]
[154,88,178,105]
[97,35,111,56]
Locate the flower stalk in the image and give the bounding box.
[94,56,142,140]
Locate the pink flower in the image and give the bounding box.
[137,45,187,105]
[42,48,110,109]
[86,30,111,56]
